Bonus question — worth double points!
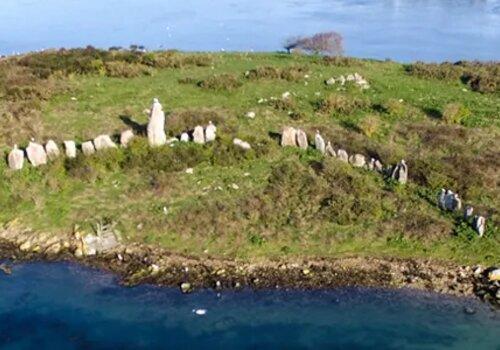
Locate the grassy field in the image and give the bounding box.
[0,49,498,264]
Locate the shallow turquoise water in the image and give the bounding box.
[0,0,499,61]
[0,261,498,349]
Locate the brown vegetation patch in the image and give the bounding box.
[245,66,309,82]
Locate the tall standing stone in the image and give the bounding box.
[193,125,205,144]
[147,98,167,147]
[314,131,325,154]
[205,121,217,143]
[8,145,24,170]
[473,215,486,237]
[296,129,308,150]
[281,127,297,147]
[26,141,47,167]
[94,135,117,151]
[391,159,408,184]
[120,130,134,148]
[82,141,95,156]
[64,141,77,158]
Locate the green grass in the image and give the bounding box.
[0,51,499,265]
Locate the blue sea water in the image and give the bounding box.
[0,261,498,349]
[0,0,499,61]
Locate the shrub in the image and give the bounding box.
[166,108,229,136]
[322,56,364,67]
[441,103,470,124]
[104,62,152,78]
[357,115,381,137]
[245,66,308,82]
[198,73,242,91]
[316,93,369,115]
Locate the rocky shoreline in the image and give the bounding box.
[0,223,498,308]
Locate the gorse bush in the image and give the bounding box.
[245,66,309,82]
[357,114,381,137]
[441,103,470,125]
[316,93,369,115]
[198,73,242,91]
[405,61,500,93]
[104,61,153,78]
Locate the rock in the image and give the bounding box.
[180,282,192,294]
[45,140,60,160]
[81,141,95,156]
[325,142,336,157]
[374,160,383,172]
[205,121,217,142]
[390,159,408,184]
[314,131,325,154]
[8,145,24,170]
[489,269,500,282]
[193,309,207,315]
[463,206,474,220]
[26,141,47,167]
[93,134,117,151]
[337,149,349,163]
[326,77,336,85]
[246,111,256,119]
[282,91,291,99]
[180,132,190,142]
[349,154,366,168]
[346,74,355,81]
[45,242,62,255]
[0,263,12,275]
[233,138,251,150]
[166,137,178,145]
[147,98,167,147]
[193,125,205,144]
[120,129,134,148]
[472,215,486,237]
[441,190,461,211]
[81,227,119,256]
[296,129,308,150]
[281,127,297,147]
[185,168,194,174]
[63,141,77,158]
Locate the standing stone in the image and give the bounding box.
[391,159,408,184]
[81,141,95,156]
[325,142,336,157]
[296,129,308,150]
[93,135,117,151]
[464,206,474,220]
[193,126,205,144]
[281,127,297,147]
[233,138,251,150]
[374,159,383,172]
[473,215,486,237]
[64,141,77,158]
[314,131,325,154]
[26,141,47,167]
[45,140,60,160]
[180,132,190,142]
[120,130,134,148]
[442,190,461,211]
[438,189,447,210]
[147,98,167,147]
[337,149,349,163]
[8,145,24,170]
[367,158,375,170]
[349,154,366,168]
[205,121,217,143]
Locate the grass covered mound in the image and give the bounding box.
[0,48,498,264]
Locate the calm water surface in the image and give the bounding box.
[0,261,498,349]
[0,0,499,61]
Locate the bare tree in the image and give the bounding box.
[284,32,344,56]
